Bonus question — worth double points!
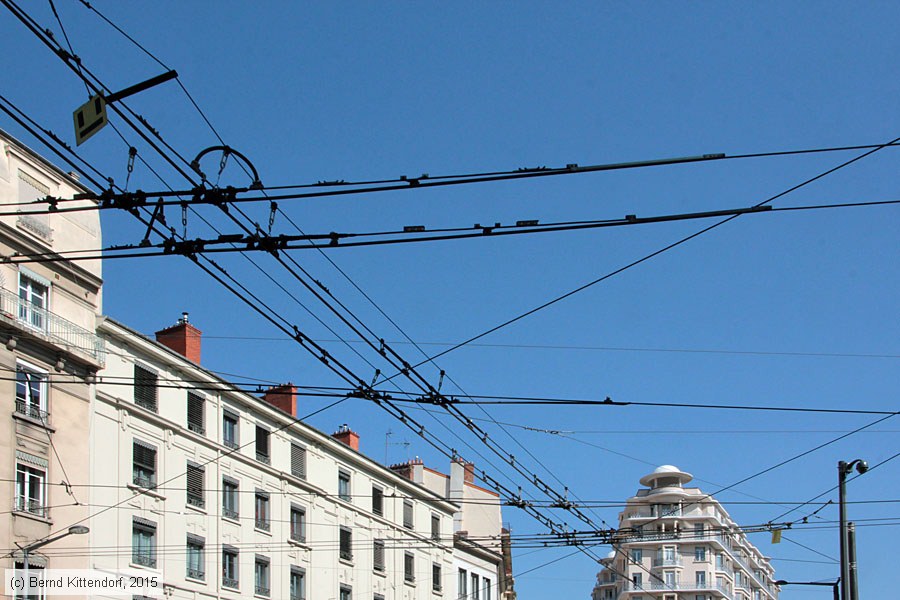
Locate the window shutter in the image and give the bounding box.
[374,540,385,571]
[134,365,158,412]
[133,441,156,470]
[186,462,205,506]
[187,392,205,434]
[291,443,306,479]
[403,500,413,529]
[256,426,269,457]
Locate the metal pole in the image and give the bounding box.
[847,522,859,600]
[23,548,29,600]
[838,461,849,600]
[833,580,840,600]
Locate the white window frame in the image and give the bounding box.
[15,458,47,516]
[15,360,48,420]
[17,269,49,331]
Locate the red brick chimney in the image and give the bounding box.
[262,383,297,416]
[389,457,424,481]
[155,312,201,363]
[332,424,360,451]
[464,461,475,483]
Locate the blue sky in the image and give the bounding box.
[2,2,898,598]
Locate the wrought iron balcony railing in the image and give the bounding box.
[14,497,47,518]
[132,553,157,568]
[0,288,105,364]
[14,398,49,422]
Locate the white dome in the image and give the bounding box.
[639,465,693,487]
[606,550,616,559]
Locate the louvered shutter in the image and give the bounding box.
[187,392,205,434]
[291,443,306,479]
[134,365,158,412]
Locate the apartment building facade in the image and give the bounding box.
[591,466,779,600]
[0,128,104,584]
[91,315,499,600]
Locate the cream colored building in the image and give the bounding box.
[592,466,778,600]
[0,129,104,587]
[90,315,505,600]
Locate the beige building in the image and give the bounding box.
[592,466,778,600]
[0,129,104,584]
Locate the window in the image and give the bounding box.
[375,595,385,600]
[132,518,157,568]
[223,411,239,449]
[290,505,306,542]
[404,552,415,583]
[471,573,479,600]
[132,440,157,488]
[133,365,158,412]
[373,540,385,572]
[458,569,467,599]
[630,548,642,563]
[290,567,306,600]
[15,458,46,517]
[15,363,48,420]
[186,535,205,580]
[186,462,205,508]
[432,563,442,592]
[694,522,705,537]
[223,477,239,519]
[187,392,205,434]
[431,514,440,541]
[290,443,306,479]
[16,170,52,239]
[13,559,44,600]
[18,272,48,330]
[695,546,707,561]
[403,499,414,529]
[338,470,351,501]
[664,571,676,586]
[255,426,270,464]
[222,547,239,589]
[340,586,352,600]
[255,555,270,597]
[696,571,707,586]
[372,486,383,516]
[716,553,724,569]
[632,573,642,588]
[339,527,352,561]
[483,578,491,600]
[255,491,270,531]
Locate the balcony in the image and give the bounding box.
[256,585,270,597]
[187,495,206,509]
[14,497,47,518]
[223,507,239,520]
[15,398,49,422]
[132,553,157,568]
[255,519,271,532]
[187,567,205,581]
[256,452,270,465]
[222,576,239,589]
[290,530,305,543]
[652,557,683,568]
[623,580,729,594]
[0,288,105,364]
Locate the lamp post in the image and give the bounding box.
[775,579,839,600]
[19,525,89,597]
[838,459,867,600]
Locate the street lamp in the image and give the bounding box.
[838,459,867,600]
[18,526,89,597]
[775,579,839,600]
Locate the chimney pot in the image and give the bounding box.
[332,425,360,451]
[155,314,202,363]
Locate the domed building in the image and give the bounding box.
[591,466,779,600]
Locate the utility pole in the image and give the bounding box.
[847,522,859,600]
[838,459,867,600]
